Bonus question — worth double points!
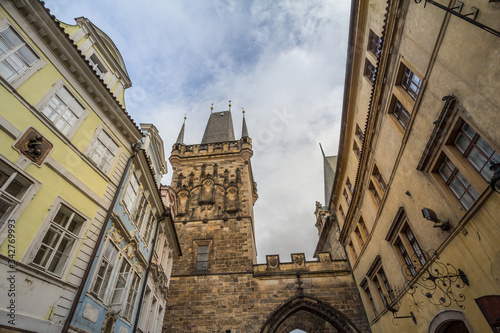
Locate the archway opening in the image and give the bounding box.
[436,320,469,333]
[277,310,338,333]
[260,296,359,333]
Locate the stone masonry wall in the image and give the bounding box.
[164,256,370,332]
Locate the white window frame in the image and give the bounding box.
[142,209,155,247]
[27,197,89,279]
[123,272,141,321]
[84,124,122,176]
[0,155,40,245]
[110,257,132,305]
[35,79,90,139]
[155,304,164,333]
[90,239,120,302]
[0,18,46,88]
[138,282,152,330]
[121,169,140,217]
[161,237,170,270]
[133,193,149,234]
[86,52,108,79]
[147,294,158,333]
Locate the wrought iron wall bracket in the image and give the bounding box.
[387,302,418,325]
[392,312,417,325]
[414,0,500,38]
[402,250,470,309]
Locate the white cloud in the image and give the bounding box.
[44,0,351,262]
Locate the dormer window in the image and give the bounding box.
[88,53,106,77]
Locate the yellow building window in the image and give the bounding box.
[0,160,32,229]
[41,86,86,136]
[32,203,85,276]
[0,26,39,82]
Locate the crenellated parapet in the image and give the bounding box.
[171,137,252,160]
[253,252,350,277]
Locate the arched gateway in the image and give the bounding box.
[261,296,361,333]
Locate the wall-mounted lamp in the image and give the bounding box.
[490,161,500,193]
[422,208,451,231]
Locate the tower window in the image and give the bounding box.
[196,244,209,270]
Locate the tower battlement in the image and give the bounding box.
[254,252,350,277]
[171,137,252,159]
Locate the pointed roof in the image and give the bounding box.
[320,143,337,205]
[242,114,249,138]
[176,117,186,144]
[201,111,235,144]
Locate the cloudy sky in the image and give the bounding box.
[44,0,351,263]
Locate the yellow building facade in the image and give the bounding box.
[0,1,143,331]
[325,0,500,332]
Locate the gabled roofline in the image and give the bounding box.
[74,17,132,88]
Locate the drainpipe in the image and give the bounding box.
[132,208,170,332]
[63,143,141,332]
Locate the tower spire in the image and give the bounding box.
[242,108,249,138]
[176,114,186,144]
[320,143,337,205]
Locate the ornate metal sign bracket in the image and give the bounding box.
[413,0,500,38]
[403,249,469,309]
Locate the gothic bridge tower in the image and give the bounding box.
[164,106,369,332]
[169,107,258,270]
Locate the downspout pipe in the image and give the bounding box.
[132,208,170,332]
[63,143,141,332]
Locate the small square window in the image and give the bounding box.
[346,177,354,195]
[438,156,479,211]
[453,122,500,181]
[355,124,364,142]
[369,181,382,206]
[353,141,361,159]
[348,241,357,262]
[343,189,351,206]
[364,59,376,83]
[367,30,382,57]
[338,204,346,221]
[362,283,378,316]
[372,164,387,192]
[400,65,422,100]
[392,99,411,130]
[88,53,107,78]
